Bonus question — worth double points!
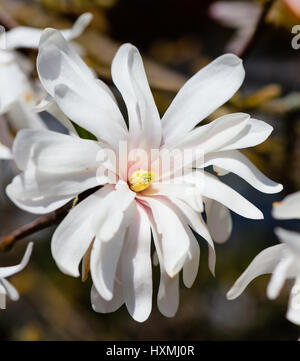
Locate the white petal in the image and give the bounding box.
[142,182,201,211]
[51,189,108,277]
[0,242,33,279]
[267,256,293,300]
[91,282,124,314]
[146,209,180,317]
[5,13,92,49]
[91,229,127,302]
[7,99,47,131]
[287,278,300,326]
[0,279,19,301]
[7,174,74,215]
[204,198,232,244]
[0,143,12,159]
[165,196,215,275]
[37,29,127,149]
[158,272,179,318]
[226,244,286,300]
[33,95,77,134]
[111,43,162,150]
[203,150,283,194]
[60,13,93,41]
[139,196,189,277]
[0,61,26,113]
[272,191,300,220]
[121,205,152,322]
[162,54,245,145]
[13,129,102,172]
[92,182,136,242]
[275,228,300,256]
[202,172,263,219]
[0,282,6,309]
[7,129,105,214]
[182,225,200,288]
[171,112,249,155]
[219,118,273,151]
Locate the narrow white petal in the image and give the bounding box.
[272,191,300,220]
[0,61,26,113]
[91,282,124,314]
[220,118,273,151]
[5,13,92,49]
[6,173,74,215]
[121,205,152,322]
[90,185,136,300]
[204,198,232,244]
[202,172,263,219]
[111,43,162,150]
[0,242,33,279]
[0,279,19,301]
[203,150,283,194]
[6,129,106,214]
[7,99,47,132]
[92,182,136,242]
[158,272,179,318]
[139,196,189,277]
[0,143,12,159]
[13,129,101,172]
[267,256,293,300]
[0,282,7,309]
[142,182,201,211]
[226,244,286,300]
[166,196,215,275]
[147,209,180,317]
[37,29,127,148]
[33,95,77,134]
[51,189,107,277]
[171,113,249,155]
[287,278,300,326]
[275,228,300,256]
[162,54,245,145]
[182,225,200,288]
[60,13,93,41]
[91,229,127,302]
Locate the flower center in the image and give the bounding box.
[128,169,156,192]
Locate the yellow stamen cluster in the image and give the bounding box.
[128,169,155,192]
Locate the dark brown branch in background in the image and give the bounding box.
[0,12,18,30]
[239,0,275,60]
[0,187,99,252]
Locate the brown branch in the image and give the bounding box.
[239,0,275,60]
[0,186,99,252]
[0,12,18,30]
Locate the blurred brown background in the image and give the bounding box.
[0,0,300,340]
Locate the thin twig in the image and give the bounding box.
[0,186,99,252]
[239,0,275,60]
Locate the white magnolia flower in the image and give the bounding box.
[0,242,33,309]
[0,13,92,159]
[7,29,282,321]
[227,191,300,326]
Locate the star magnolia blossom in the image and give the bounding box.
[7,28,283,322]
[0,242,33,309]
[0,13,92,159]
[227,191,300,325]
